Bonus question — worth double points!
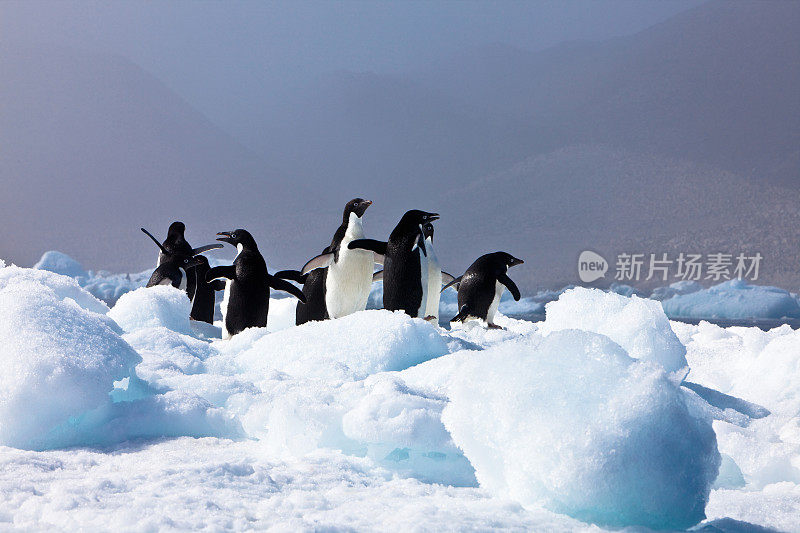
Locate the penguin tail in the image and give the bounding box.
[451,304,470,323]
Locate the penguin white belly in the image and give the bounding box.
[326,214,373,319]
[424,243,441,319]
[486,282,505,325]
[178,267,188,294]
[220,280,231,339]
[417,248,429,319]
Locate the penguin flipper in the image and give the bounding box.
[348,239,387,256]
[269,276,307,303]
[206,265,235,282]
[373,252,385,265]
[147,266,177,288]
[191,244,224,255]
[498,273,521,301]
[301,253,334,275]
[210,279,227,291]
[372,270,384,282]
[441,276,462,293]
[441,272,456,285]
[141,227,168,254]
[273,269,308,284]
[451,304,470,322]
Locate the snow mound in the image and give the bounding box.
[217,310,449,383]
[109,285,192,334]
[33,250,88,279]
[540,287,688,378]
[442,330,720,530]
[0,277,140,450]
[342,374,476,486]
[0,264,110,315]
[661,280,800,320]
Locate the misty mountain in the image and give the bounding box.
[413,0,800,186]
[0,45,322,272]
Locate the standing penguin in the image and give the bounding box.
[206,229,306,338]
[299,199,381,319]
[348,209,439,318]
[420,222,456,322]
[273,247,331,326]
[189,255,226,324]
[446,252,524,329]
[141,223,222,299]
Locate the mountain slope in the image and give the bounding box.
[0,45,320,271]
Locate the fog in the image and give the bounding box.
[2,0,798,291]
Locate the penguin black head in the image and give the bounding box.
[400,210,439,226]
[344,198,372,221]
[167,221,186,238]
[216,229,258,251]
[176,254,205,270]
[494,252,524,269]
[422,222,434,241]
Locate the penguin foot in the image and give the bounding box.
[424,315,438,322]
[487,323,503,330]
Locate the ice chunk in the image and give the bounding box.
[0,278,140,450]
[650,280,703,301]
[33,250,88,279]
[215,310,449,383]
[661,280,800,320]
[342,374,476,486]
[0,264,110,315]
[109,285,192,334]
[539,287,688,378]
[442,330,720,530]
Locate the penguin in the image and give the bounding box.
[189,255,226,324]
[274,247,331,326]
[142,230,205,293]
[348,209,439,318]
[420,222,456,322]
[206,229,306,338]
[446,252,524,329]
[141,223,222,299]
[299,199,381,319]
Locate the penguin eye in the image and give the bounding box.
[353,201,359,207]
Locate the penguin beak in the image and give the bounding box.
[511,257,524,266]
[216,231,235,245]
[425,213,440,222]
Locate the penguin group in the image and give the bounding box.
[141,199,524,338]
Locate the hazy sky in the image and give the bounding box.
[1,0,703,143]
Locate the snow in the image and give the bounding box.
[33,250,89,279]
[2,259,800,531]
[34,250,149,306]
[661,279,800,320]
[441,331,719,530]
[0,273,139,450]
[108,285,193,335]
[539,287,689,379]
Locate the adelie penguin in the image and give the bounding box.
[274,246,332,326]
[141,222,222,299]
[348,209,439,318]
[206,229,306,338]
[189,255,226,324]
[142,228,206,294]
[420,222,456,322]
[444,252,524,329]
[297,198,382,320]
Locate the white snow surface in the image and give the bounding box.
[3,256,800,531]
